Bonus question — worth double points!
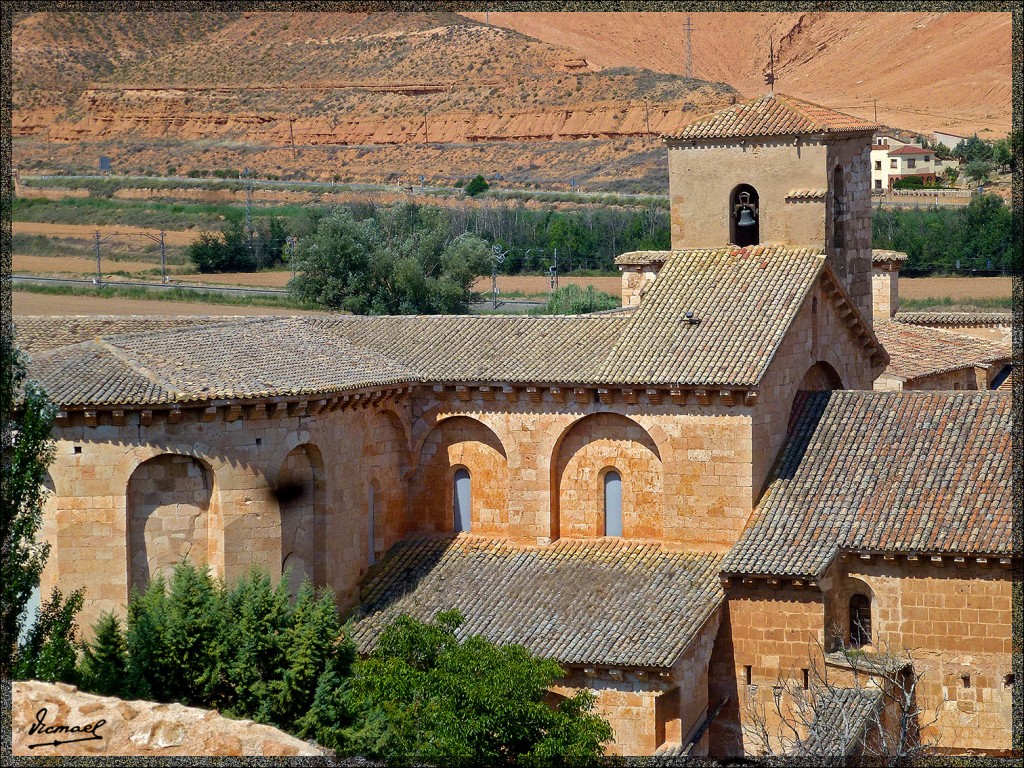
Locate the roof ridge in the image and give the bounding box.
[93,338,183,401]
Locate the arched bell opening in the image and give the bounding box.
[730,184,760,247]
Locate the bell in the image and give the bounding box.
[737,207,757,227]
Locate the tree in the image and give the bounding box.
[744,634,940,765]
[464,175,490,197]
[991,138,1011,170]
[345,611,613,763]
[932,142,953,161]
[289,205,489,314]
[78,612,129,696]
[1,337,57,676]
[963,161,995,187]
[542,285,619,315]
[13,587,84,684]
[952,135,992,163]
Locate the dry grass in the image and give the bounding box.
[898,277,1011,301]
[13,221,198,246]
[12,292,323,317]
[474,275,621,298]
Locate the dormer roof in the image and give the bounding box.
[663,93,878,141]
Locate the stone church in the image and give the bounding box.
[20,93,1014,757]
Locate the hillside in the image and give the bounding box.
[12,11,737,192]
[462,11,1012,138]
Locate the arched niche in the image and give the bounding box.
[729,183,760,247]
[127,453,213,594]
[553,413,663,540]
[414,416,508,536]
[278,442,326,598]
[798,361,844,391]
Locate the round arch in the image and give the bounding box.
[729,183,761,247]
[413,416,508,536]
[127,452,215,594]
[277,442,326,597]
[551,412,663,540]
[798,360,844,391]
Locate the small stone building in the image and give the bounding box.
[20,93,1014,757]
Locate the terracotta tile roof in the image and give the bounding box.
[614,250,673,266]
[28,342,175,406]
[599,246,837,386]
[27,317,418,405]
[24,246,880,405]
[888,145,930,156]
[794,688,883,758]
[352,537,723,669]
[13,316,247,354]
[314,315,628,385]
[664,93,877,141]
[722,391,1012,578]
[875,319,1010,381]
[893,311,1012,328]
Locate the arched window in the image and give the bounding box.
[368,485,376,565]
[730,184,760,247]
[604,470,623,537]
[453,468,471,533]
[849,593,871,648]
[832,165,846,249]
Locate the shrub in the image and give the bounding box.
[345,611,612,761]
[78,613,129,695]
[464,174,490,196]
[543,284,620,315]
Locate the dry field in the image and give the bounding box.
[13,221,199,246]
[898,277,1012,301]
[474,275,622,298]
[12,292,324,317]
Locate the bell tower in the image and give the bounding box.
[662,93,877,322]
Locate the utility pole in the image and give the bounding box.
[289,119,296,158]
[644,99,651,135]
[423,111,429,144]
[159,231,166,282]
[685,14,693,79]
[94,230,102,284]
[874,98,878,122]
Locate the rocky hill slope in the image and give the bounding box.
[463,11,1012,138]
[12,11,736,192]
[13,11,1009,193]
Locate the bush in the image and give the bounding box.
[464,174,490,196]
[543,284,620,315]
[289,204,489,314]
[345,611,612,761]
[77,562,354,742]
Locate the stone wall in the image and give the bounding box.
[751,277,880,499]
[835,558,1014,754]
[708,585,827,757]
[826,138,874,321]
[555,412,663,538]
[127,454,213,593]
[667,139,829,250]
[873,268,898,319]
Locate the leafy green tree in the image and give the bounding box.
[952,135,992,163]
[932,142,953,160]
[464,174,490,196]
[963,161,995,186]
[78,612,129,696]
[289,205,489,314]
[1,338,57,676]
[346,611,612,763]
[13,587,84,684]
[992,138,1011,169]
[942,166,959,185]
[188,220,258,273]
